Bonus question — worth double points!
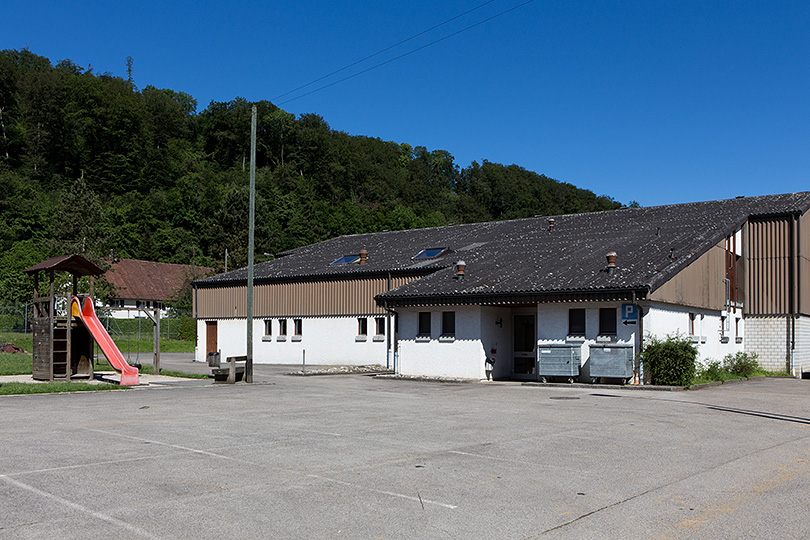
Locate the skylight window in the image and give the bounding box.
[330,254,360,265]
[412,247,449,260]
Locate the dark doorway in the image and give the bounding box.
[512,314,536,378]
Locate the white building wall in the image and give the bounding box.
[397,306,486,379]
[643,302,744,366]
[195,316,390,366]
[537,302,636,381]
[745,315,809,375]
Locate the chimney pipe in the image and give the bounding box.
[605,251,617,273]
[548,218,555,231]
[359,249,368,265]
[455,260,466,280]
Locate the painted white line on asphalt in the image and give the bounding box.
[83,428,235,460]
[0,474,162,539]
[7,455,170,477]
[306,474,458,509]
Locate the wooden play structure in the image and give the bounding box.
[23,255,141,385]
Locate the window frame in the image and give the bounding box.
[441,311,456,336]
[374,317,385,336]
[598,308,617,336]
[330,254,360,265]
[418,312,431,337]
[412,247,449,260]
[568,308,586,336]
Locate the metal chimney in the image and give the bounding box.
[605,251,617,273]
[359,249,368,265]
[455,260,466,279]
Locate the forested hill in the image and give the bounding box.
[0,48,622,302]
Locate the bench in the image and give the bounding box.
[212,355,247,383]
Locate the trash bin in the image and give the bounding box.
[537,345,581,383]
[207,351,221,368]
[588,345,633,384]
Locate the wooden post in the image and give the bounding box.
[154,307,160,375]
[48,272,54,381]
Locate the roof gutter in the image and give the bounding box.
[376,287,650,308]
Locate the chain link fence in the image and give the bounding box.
[0,302,195,341]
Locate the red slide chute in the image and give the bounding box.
[72,297,140,386]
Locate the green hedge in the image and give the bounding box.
[640,333,698,386]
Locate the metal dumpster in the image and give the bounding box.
[537,345,581,383]
[588,345,634,384]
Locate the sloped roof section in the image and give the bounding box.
[23,254,104,277]
[196,192,810,303]
[106,259,214,301]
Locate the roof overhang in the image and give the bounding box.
[377,287,649,308]
[22,254,104,277]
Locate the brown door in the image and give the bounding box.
[206,321,217,355]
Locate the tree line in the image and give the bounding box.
[0,48,623,303]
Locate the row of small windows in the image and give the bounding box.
[357,317,386,336]
[569,308,616,335]
[109,300,163,309]
[418,311,456,336]
[331,247,449,265]
[263,317,386,339]
[264,318,303,336]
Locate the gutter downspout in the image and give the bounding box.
[383,301,399,374]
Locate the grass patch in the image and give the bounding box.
[0,381,125,395]
[137,364,210,379]
[0,331,33,351]
[0,353,33,375]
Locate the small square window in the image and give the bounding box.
[599,308,617,335]
[294,319,302,336]
[442,311,455,336]
[375,317,385,336]
[264,320,272,336]
[689,313,696,335]
[278,319,287,336]
[569,309,585,335]
[418,312,431,336]
[357,317,368,336]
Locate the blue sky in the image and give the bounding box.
[4,1,808,207]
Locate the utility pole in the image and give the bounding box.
[245,105,257,383]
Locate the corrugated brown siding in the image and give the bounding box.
[746,217,793,315]
[649,240,726,309]
[196,275,418,318]
[800,212,809,315]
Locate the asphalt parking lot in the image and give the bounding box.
[1,367,808,539]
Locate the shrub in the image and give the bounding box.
[178,316,197,342]
[640,333,697,386]
[723,351,759,377]
[699,360,725,381]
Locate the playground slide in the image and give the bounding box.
[71,297,140,386]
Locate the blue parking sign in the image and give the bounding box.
[622,303,638,321]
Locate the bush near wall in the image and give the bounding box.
[178,317,197,341]
[641,333,698,386]
[722,351,760,377]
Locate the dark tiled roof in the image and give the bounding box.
[196,192,810,302]
[105,259,214,301]
[23,254,104,277]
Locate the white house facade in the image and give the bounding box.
[194,192,810,381]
